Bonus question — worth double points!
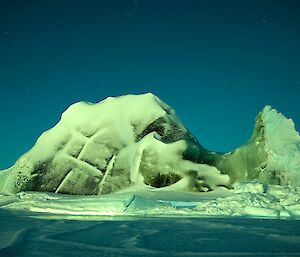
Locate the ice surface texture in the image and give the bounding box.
[0,93,300,196]
[0,181,299,219]
[1,209,299,256]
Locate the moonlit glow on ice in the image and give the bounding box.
[0,93,299,220]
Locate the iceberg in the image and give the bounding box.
[0,93,299,219]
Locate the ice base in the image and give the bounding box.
[1,181,299,220]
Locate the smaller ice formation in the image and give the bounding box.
[0,93,300,195]
[212,105,300,187]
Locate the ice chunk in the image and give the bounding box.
[213,106,300,187]
[259,106,300,186]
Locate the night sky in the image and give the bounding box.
[0,0,300,169]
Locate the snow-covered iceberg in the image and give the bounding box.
[0,93,299,219]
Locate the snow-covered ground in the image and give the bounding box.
[0,208,299,257]
[1,181,299,219]
[1,180,300,256]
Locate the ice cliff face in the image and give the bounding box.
[0,93,299,195]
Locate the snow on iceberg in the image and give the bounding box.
[0,93,299,219]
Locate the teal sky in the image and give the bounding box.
[0,0,300,169]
